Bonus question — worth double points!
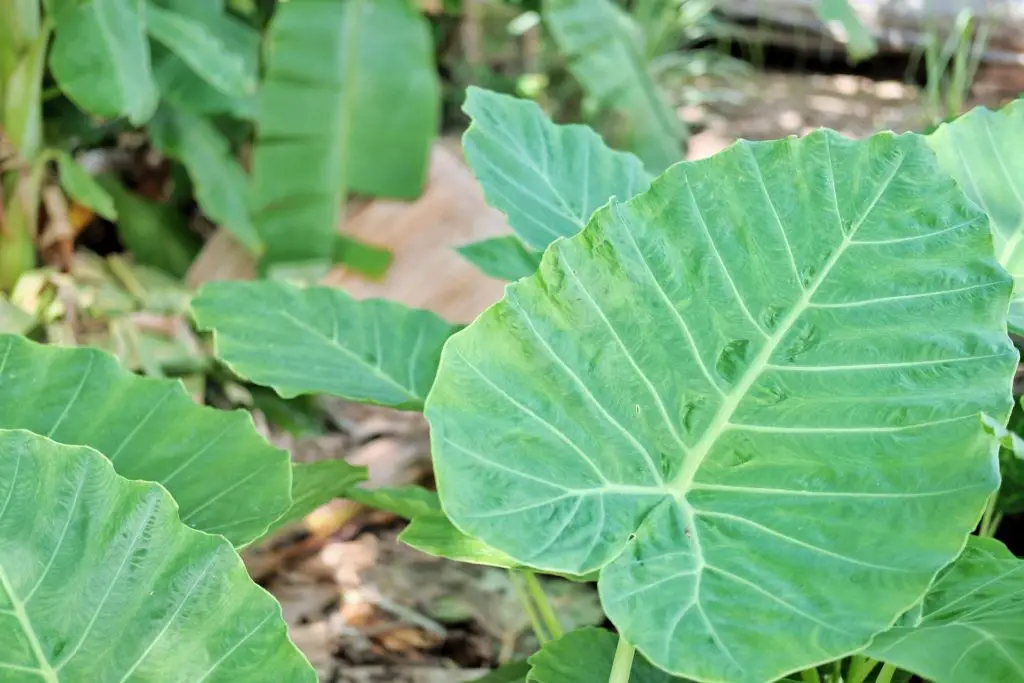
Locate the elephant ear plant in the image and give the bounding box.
[7,87,1024,680]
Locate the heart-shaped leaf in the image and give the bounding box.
[866,537,1024,682]
[426,131,1016,681]
[0,429,315,681]
[928,99,1024,334]
[0,334,290,546]
[192,280,460,410]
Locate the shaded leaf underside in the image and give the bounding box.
[427,131,1015,681]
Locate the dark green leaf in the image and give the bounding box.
[457,236,543,281]
[866,537,1024,682]
[462,87,650,250]
[145,1,254,99]
[0,334,292,546]
[48,0,158,124]
[0,430,316,681]
[56,151,117,220]
[542,0,683,172]
[191,280,460,409]
[426,131,1016,681]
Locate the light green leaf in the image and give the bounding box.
[333,235,393,279]
[457,236,543,282]
[347,485,442,520]
[400,512,521,569]
[0,430,316,682]
[425,131,1016,681]
[866,537,1024,682]
[527,628,687,683]
[263,460,368,536]
[461,87,650,250]
[48,0,158,124]
[0,334,291,546]
[56,152,117,220]
[927,100,1024,334]
[816,0,878,62]
[149,109,262,254]
[144,1,254,99]
[252,0,439,266]
[191,280,460,410]
[542,0,683,172]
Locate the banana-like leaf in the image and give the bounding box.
[543,0,683,172]
[927,100,1024,334]
[56,152,117,220]
[48,0,158,124]
[252,0,439,266]
[0,334,291,546]
[144,1,253,100]
[0,430,316,682]
[191,280,460,410]
[426,131,1016,681]
[149,109,262,254]
[816,0,878,62]
[527,628,688,682]
[461,87,650,251]
[866,537,1024,682]
[457,236,542,282]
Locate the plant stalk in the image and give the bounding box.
[846,655,878,683]
[608,634,635,683]
[522,570,564,640]
[509,570,549,644]
[874,662,897,683]
[978,493,1003,538]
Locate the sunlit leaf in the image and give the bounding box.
[0,430,316,681]
[426,130,1016,681]
[462,87,650,251]
[192,280,460,410]
[867,537,1024,682]
[0,334,291,546]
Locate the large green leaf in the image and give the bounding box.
[149,109,262,254]
[927,100,1024,334]
[866,537,1024,682]
[47,0,158,124]
[543,0,683,172]
[0,334,291,546]
[527,628,686,683]
[0,430,315,681]
[461,87,650,251]
[425,131,1016,681]
[252,0,439,266]
[191,280,460,410]
[144,1,254,100]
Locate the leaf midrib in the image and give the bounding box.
[668,149,906,493]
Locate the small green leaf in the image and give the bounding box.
[56,152,117,220]
[334,235,393,279]
[347,485,442,520]
[48,0,158,124]
[542,0,683,171]
[462,87,650,250]
[458,236,543,281]
[191,280,460,410]
[144,1,254,99]
[265,460,368,534]
[927,100,1024,334]
[866,537,1024,682]
[527,628,688,682]
[0,429,316,681]
[399,512,521,569]
[816,0,878,62]
[149,109,262,254]
[0,334,292,546]
[426,130,1016,681]
[97,175,201,278]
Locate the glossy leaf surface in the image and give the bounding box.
[426,131,1016,681]
[0,430,315,682]
[192,280,460,410]
[0,334,291,546]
